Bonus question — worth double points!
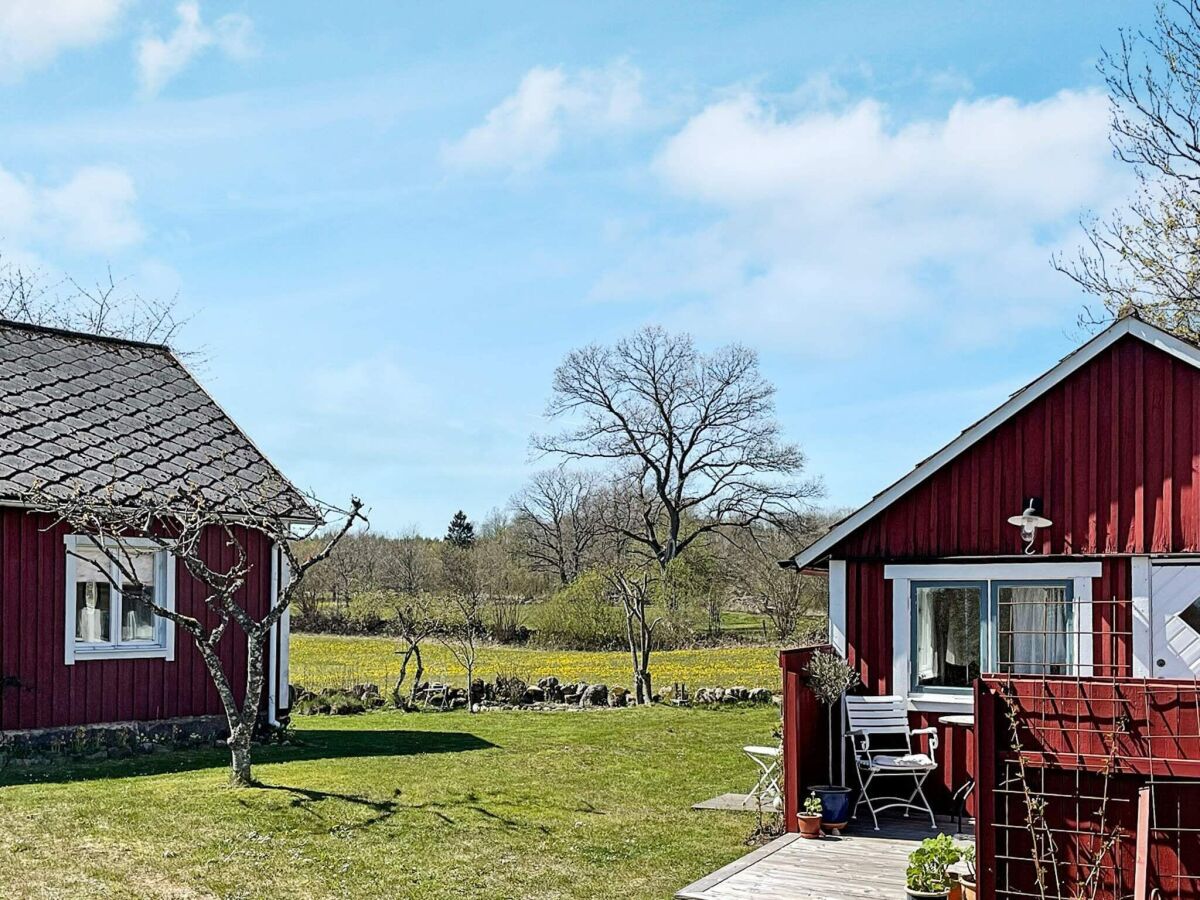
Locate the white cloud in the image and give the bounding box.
[0,0,128,80]
[442,61,643,172]
[136,1,255,98]
[598,88,1124,355]
[0,162,144,253]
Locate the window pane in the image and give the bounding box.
[998,584,1071,675]
[914,586,980,689]
[121,553,158,642]
[75,549,112,643]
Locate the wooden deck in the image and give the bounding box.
[677,819,971,900]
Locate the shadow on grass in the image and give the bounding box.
[0,728,496,788]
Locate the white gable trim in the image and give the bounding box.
[794,318,1200,569]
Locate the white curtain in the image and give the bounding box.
[1004,586,1070,675]
[917,594,935,680]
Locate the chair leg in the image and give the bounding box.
[911,772,936,829]
[859,770,880,831]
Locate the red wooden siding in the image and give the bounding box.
[833,336,1200,560]
[974,676,1200,900]
[0,510,277,731]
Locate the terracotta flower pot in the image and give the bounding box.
[797,813,823,839]
[959,877,977,900]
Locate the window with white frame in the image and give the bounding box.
[65,536,175,664]
[912,583,982,691]
[887,563,1098,703]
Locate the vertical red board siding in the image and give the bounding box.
[835,336,1200,560]
[0,512,275,732]
[829,336,1200,692]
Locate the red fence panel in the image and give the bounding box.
[780,645,835,832]
[975,675,1200,900]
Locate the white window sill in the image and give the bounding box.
[72,645,170,662]
[907,693,974,713]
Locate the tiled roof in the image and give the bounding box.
[0,320,312,517]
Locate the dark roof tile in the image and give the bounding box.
[0,321,311,517]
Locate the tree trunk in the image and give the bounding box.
[410,644,424,704]
[393,644,416,708]
[465,660,475,712]
[228,722,253,787]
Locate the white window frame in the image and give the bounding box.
[64,535,176,665]
[885,562,1100,712]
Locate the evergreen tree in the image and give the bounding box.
[445,510,476,548]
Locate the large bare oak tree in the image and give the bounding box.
[535,326,821,569]
[534,325,821,702]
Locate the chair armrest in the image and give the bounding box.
[910,726,939,756]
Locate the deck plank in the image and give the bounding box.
[677,819,970,900]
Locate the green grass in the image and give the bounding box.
[0,705,779,899]
[292,633,783,692]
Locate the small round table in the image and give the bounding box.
[939,714,975,833]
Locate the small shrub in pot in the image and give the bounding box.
[905,834,962,900]
[797,792,823,839]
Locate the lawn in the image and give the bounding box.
[0,706,779,899]
[292,633,783,693]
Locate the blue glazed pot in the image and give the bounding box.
[807,785,852,830]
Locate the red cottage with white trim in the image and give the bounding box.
[0,320,303,734]
[788,315,1200,819]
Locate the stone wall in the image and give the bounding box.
[292,676,779,715]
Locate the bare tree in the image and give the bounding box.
[535,327,822,571]
[510,469,603,585]
[439,542,488,711]
[31,481,364,786]
[724,528,830,648]
[1055,0,1200,338]
[605,567,660,705]
[0,258,187,346]
[383,531,440,706]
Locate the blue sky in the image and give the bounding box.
[0,2,1156,534]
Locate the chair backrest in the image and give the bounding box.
[845,695,910,736]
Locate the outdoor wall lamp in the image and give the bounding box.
[1008,496,1052,555]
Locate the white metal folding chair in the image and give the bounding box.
[845,695,939,830]
[742,745,781,808]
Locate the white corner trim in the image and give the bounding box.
[1132,556,1152,676]
[1132,556,1152,677]
[1073,575,1095,677]
[793,317,1200,570]
[63,535,78,666]
[279,549,292,712]
[268,543,279,727]
[164,552,176,663]
[892,576,910,699]
[828,560,847,655]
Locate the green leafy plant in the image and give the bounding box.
[959,843,976,883]
[906,834,962,893]
[802,792,822,816]
[805,649,859,784]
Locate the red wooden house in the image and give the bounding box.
[0,320,306,734]
[787,314,1200,815]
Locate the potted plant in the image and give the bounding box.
[905,834,963,900]
[805,649,859,831]
[797,792,823,839]
[957,844,976,900]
